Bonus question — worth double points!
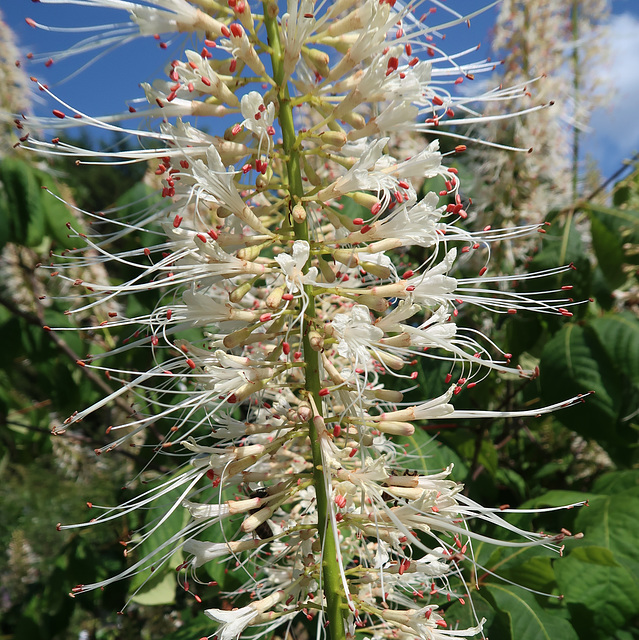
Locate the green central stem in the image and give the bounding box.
[262,3,346,639]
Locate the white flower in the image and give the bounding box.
[240,91,276,155]
[406,249,458,310]
[332,304,383,364]
[205,605,261,640]
[274,240,318,293]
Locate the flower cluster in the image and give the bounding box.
[21,1,588,639]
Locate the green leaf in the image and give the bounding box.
[584,203,639,245]
[0,157,46,247]
[589,215,626,288]
[589,313,639,387]
[591,469,639,496]
[539,324,622,443]
[128,478,190,605]
[555,546,639,636]
[485,584,578,640]
[573,493,639,578]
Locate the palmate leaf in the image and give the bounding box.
[484,584,578,640]
[539,324,624,449]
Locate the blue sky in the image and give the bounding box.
[3,1,639,180]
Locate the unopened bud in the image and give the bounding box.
[373,388,404,403]
[301,47,330,78]
[341,110,366,130]
[375,421,415,436]
[229,281,253,303]
[319,130,347,149]
[297,402,312,423]
[354,295,389,313]
[242,505,275,532]
[334,249,359,268]
[360,261,391,279]
[350,191,379,209]
[266,286,284,309]
[223,325,255,349]
[317,256,336,283]
[237,244,261,261]
[292,204,307,223]
[309,330,324,351]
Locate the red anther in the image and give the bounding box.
[561,285,573,290]
[26,17,37,27]
[155,164,166,175]
[242,162,252,174]
[201,47,212,59]
[453,386,462,395]
[455,76,464,84]
[353,218,364,225]
[76,360,86,367]
[267,125,275,136]
[128,105,137,113]
[52,109,65,119]
[467,382,476,389]
[445,373,452,384]
[201,76,212,87]
[405,285,415,292]
[151,335,159,346]
[432,95,444,106]
[427,46,435,56]
[402,270,414,279]
[236,0,246,12]
[166,309,173,320]
[180,160,189,169]
[349,447,358,458]
[398,180,410,189]
[207,228,218,240]
[507,308,517,314]
[229,59,237,72]
[371,202,382,215]
[454,145,467,153]
[559,308,573,317]
[45,58,54,67]
[360,224,372,233]
[439,190,448,196]
[173,215,183,228]
[259,313,272,322]
[227,394,237,404]
[221,25,230,37]
[282,293,294,301]
[405,43,412,56]
[231,123,243,136]
[319,388,330,397]
[409,57,419,66]
[196,233,208,243]
[334,494,347,508]
[446,108,455,117]
[230,23,243,37]
[333,425,341,438]
[282,341,291,355]
[204,39,216,47]
[189,61,198,69]
[410,371,418,379]
[294,351,302,360]
[479,266,487,276]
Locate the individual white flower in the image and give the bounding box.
[403,249,458,311]
[274,240,318,294]
[332,304,383,365]
[240,91,276,155]
[205,605,261,640]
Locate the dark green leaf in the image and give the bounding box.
[539,324,622,443]
[485,584,578,640]
[589,215,626,288]
[555,546,639,636]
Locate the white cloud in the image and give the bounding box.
[583,12,639,175]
